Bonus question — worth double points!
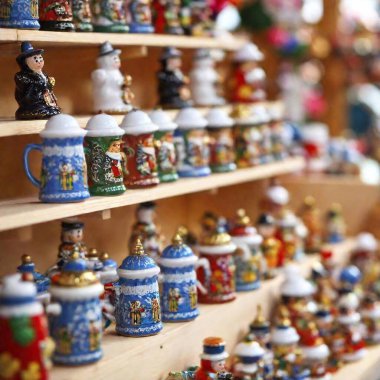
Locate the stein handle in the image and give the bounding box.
[195,257,211,295]
[23,143,42,187]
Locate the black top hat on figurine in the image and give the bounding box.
[98,41,122,57]
[61,219,85,231]
[256,213,275,226]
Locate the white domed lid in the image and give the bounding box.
[174,107,208,130]
[234,42,264,62]
[251,105,271,124]
[205,108,234,128]
[281,265,316,297]
[149,109,177,132]
[234,341,265,358]
[356,232,378,251]
[295,220,308,238]
[301,123,329,144]
[302,344,329,360]
[86,114,124,137]
[277,212,298,228]
[120,110,158,135]
[338,292,359,310]
[0,273,36,299]
[271,325,300,345]
[266,185,289,206]
[41,114,86,138]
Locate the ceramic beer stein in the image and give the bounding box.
[115,239,162,336]
[197,224,236,304]
[92,0,129,32]
[84,113,126,196]
[0,0,39,28]
[205,108,236,173]
[71,0,93,31]
[150,109,179,183]
[174,107,211,177]
[39,0,74,30]
[120,110,159,188]
[0,274,54,380]
[23,114,89,203]
[49,252,104,365]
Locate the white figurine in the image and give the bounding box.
[91,41,134,114]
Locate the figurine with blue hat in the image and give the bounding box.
[15,41,61,120]
[0,0,39,29]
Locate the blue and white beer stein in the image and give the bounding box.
[0,0,40,29]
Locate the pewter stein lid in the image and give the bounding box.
[40,114,86,139]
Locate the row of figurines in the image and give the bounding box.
[14,41,266,120]
[0,0,219,35]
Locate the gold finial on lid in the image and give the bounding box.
[71,250,80,260]
[100,252,109,261]
[172,233,183,246]
[254,304,265,324]
[87,248,99,259]
[278,306,291,327]
[132,238,145,256]
[21,254,32,264]
[236,208,251,226]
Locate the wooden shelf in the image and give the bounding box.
[0,157,305,232]
[51,239,355,380]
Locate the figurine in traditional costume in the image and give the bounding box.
[325,204,346,244]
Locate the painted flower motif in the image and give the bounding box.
[21,362,41,380]
[0,352,21,379]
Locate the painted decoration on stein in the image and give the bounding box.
[84,114,126,196]
[127,0,154,32]
[23,114,90,203]
[157,47,191,109]
[39,0,74,30]
[233,340,265,380]
[150,109,179,182]
[152,0,183,34]
[174,107,211,177]
[71,0,93,31]
[115,239,163,337]
[361,293,380,345]
[91,0,128,32]
[92,42,134,114]
[190,49,225,106]
[49,252,104,365]
[120,110,159,188]
[0,0,39,28]
[0,274,54,380]
[205,108,236,173]
[15,41,60,120]
[325,203,346,244]
[197,224,236,304]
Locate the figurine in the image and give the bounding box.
[276,210,299,265]
[351,232,378,274]
[200,211,219,241]
[115,238,163,336]
[233,340,265,380]
[120,110,159,188]
[197,223,236,303]
[299,196,322,253]
[157,47,191,109]
[127,0,154,32]
[205,108,236,173]
[39,0,74,30]
[49,252,104,364]
[360,293,380,345]
[261,180,290,219]
[92,42,134,114]
[230,209,262,291]
[310,263,337,306]
[92,0,128,32]
[254,106,272,164]
[152,0,183,34]
[84,113,126,195]
[269,105,288,161]
[174,107,211,177]
[15,41,60,120]
[0,274,54,380]
[230,43,266,104]
[188,0,213,37]
[190,49,225,106]
[150,109,179,182]
[23,114,89,203]
[325,204,346,244]
[71,0,92,31]
[0,0,39,28]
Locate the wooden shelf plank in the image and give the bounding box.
[51,239,355,380]
[0,157,305,231]
[0,28,18,41]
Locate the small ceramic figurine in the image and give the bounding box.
[261,179,290,219]
[120,110,159,188]
[23,114,89,203]
[325,204,346,244]
[230,43,266,104]
[197,223,236,303]
[157,47,191,109]
[190,49,225,106]
[276,210,299,265]
[0,274,54,380]
[233,339,265,380]
[15,42,60,120]
[269,105,288,161]
[205,108,236,173]
[71,0,93,31]
[127,0,154,32]
[230,209,262,292]
[174,107,211,177]
[115,239,162,336]
[152,0,183,34]
[49,252,104,365]
[92,42,134,114]
[188,0,213,37]
[150,109,179,182]
[351,232,378,274]
[39,0,74,30]
[0,0,39,28]
[299,196,322,253]
[200,211,219,241]
[84,114,126,196]
[361,293,380,345]
[92,0,128,32]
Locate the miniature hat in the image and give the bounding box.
[174,107,208,130]
[271,307,300,345]
[0,273,38,307]
[17,41,44,63]
[120,109,158,135]
[61,219,84,231]
[256,213,275,226]
[40,114,86,139]
[233,42,264,62]
[99,41,121,57]
[149,109,177,132]
[356,232,378,251]
[249,305,270,333]
[205,108,234,128]
[200,337,229,361]
[159,234,197,267]
[281,265,316,298]
[86,114,124,137]
[161,46,182,61]
[266,184,289,206]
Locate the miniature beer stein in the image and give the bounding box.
[127,0,154,32]
[0,274,54,380]
[197,224,236,303]
[92,0,128,32]
[84,114,126,196]
[205,108,236,173]
[23,114,89,203]
[325,203,346,244]
[39,0,74,30]
[230,209,262,291]
[15,42,61,120]
[150,109,179,182]
[120,110,159,188]
[174,107,211,177]
[115,239,162,336]
[0,0,39,28]
[361,293,380,344]
[86,248,104,272]
[71,0,93,31]
[233,340,265,380]
[49,252,104,365]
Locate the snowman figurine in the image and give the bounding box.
[92,41,134,114]
[190,49,225,106]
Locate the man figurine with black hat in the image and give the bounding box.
[14,41,61,120]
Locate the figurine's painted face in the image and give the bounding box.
[63,228,83,243]
[137,208,154,224]
[108,140,122,153]
[167,57,181,71]
[26,54,44,72]
[211,359,225,372]
[111,54,121,69]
